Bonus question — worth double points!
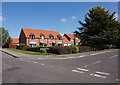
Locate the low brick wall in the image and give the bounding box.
[9,44,18,49]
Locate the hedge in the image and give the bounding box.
[48,46,79,55]
[78,46,93,52]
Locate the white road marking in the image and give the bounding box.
[116,79,120,82]
[96,71,110,76]
[109,55,118,59]
[90,52,105,56]
[40,63,45,65]
[77,68,89,72]
[72,70,84,73]
[90,51,111,56]
[33,61,38,63]
[78,55,86,58]
[84,61,101,68]
[90,73,106,78]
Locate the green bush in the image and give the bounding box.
[32,46,41,52]
[78,46,92,52]
[18,43,29,50]
[49,46,79,55]
[23,45,30,51]
[75,46,79,53]
[40,49,47,53]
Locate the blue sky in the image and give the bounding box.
[2,2,118,38]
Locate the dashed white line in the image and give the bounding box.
[40,63,45,65]
[33,61,38,63]
[109,55,118,59]
[78,55,86,58]
[77,68,89,72]
[116,79,120,82]
[72,70,84,73]
[84,61,101,68]
[90,73,106,78]
[90,51,111,56]
[96,71,110,76]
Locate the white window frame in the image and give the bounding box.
[71,39,73,41]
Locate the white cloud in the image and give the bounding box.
[0,16,6,21]
[72,16,76,20]
[60,18,66,22]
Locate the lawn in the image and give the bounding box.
[7,48,57,55]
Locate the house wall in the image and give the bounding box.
[26,38,64,47]
[19,29,26,44]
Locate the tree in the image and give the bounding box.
[0,27,12,47]
[74,6,120,50]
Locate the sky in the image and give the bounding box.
[2,2,118,38]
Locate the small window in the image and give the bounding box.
[40,34,45,39]
[49,34,54,40]
[71,39,73,41]
[76,38,78,41]
[57,35,61,40]
[30,44,36,47]
[49,43,52,47]
[29,33,35,39]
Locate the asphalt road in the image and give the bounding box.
[2,49,119,83]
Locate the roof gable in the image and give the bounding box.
[64,33,76,39]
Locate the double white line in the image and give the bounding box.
[72,68,89,73]
[90,71,110,78]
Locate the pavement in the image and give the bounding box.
[0,48,114,59]
[1,48,119,83]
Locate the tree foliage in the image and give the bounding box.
[0,27,12,47]
[74,6,120,49]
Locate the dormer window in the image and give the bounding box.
[57,35,61,40]
[71,39,73,41]
[29,33,35,39]
[76,38,78,41]
[40,34,45,39]
[49,34,54,40]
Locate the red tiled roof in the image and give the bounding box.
[64,33,76,39]
[22,28,63,39]
[12,38,19,44]
[63,36,73,44]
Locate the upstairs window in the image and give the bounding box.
[49,34,54,40]
[71,39,74,41]
[76,38,78,41]
[40,34,45,39]
[57,35,62,40]
[29,33,35,39]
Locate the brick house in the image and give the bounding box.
[19,28,64,47]
[11,38,19,46]
[63,34,80,46]
[19,28,80,47]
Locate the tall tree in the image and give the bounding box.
[0,27,12,47]
[74,6,120,49]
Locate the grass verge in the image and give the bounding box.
[7,48,57,55]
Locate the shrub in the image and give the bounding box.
[49,46,79,55]
[32,46,41,52]
[40,49,47,53]
[23,45,30,51]
[78,46,92,52]
[18,43,26,50]
[75,46,79,53]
